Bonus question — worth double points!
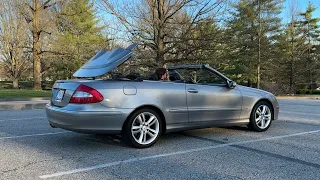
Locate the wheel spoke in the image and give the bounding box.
[262,106,266,114]
[256,112,260,117]
[132,126,140,130]
[255,117,261,123]
[257,108,262,114]
[149,120,157,126]
[132,125,141,134]
[148,128,157,135]
[147,131,155,138]
[138,132,144,143]
[133,129,141,134]
[137,115,143,124]
[265,114,271,118]
[146,116,155,125]
[141,113,146,123]
[143,132,147,142]
[261,118,265,127]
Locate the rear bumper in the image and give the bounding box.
[45,103,133,134]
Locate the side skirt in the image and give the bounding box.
[165,119,250,133]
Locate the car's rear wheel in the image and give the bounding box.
[248,101,272,132]
[123,108,162,148]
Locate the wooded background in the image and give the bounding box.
[0,0,319,95]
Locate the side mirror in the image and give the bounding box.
[227,80,237,89]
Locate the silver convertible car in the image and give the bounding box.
[46,43,279,148]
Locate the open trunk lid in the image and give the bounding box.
[51,43,137,107]
[73,43,138,78]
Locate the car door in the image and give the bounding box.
[183,68,242,122]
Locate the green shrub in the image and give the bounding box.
[296,84,309,90]
[296,89,308,94]
[311,90,320,95]
[296,89,320,95]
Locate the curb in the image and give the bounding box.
[0,99,49,110]
[0,103,47,110]
[276,96,320,100]
[0,97,50,102]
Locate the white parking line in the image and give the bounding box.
[0,116,46,122]
[0,132,70,140]
[40,129,320,179]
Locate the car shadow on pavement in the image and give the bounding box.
[80,132,201,148]
[224,125,250,131]
[81,134,128,147]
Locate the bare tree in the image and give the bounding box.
[20,0,61,90]
[0,0,31,88]
[98,0,225,67]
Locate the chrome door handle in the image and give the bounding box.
[187,88,198,93]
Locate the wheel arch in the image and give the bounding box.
[122,104,167,134]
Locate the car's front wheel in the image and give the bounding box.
[123,108,162,148]
[248,101,273,132]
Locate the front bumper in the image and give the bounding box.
[273,98,280,120]
[45,103,133,134]
[274,106,280,120]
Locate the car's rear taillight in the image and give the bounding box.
[70,84,103,104]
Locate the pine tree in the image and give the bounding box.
[51,0,107,79]
[227,0,283,88]
[297,1,320,87]
[275,23,306,93]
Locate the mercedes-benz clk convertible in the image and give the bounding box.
[46,43,280,148]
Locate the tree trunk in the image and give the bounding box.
[257,0,261,89]
[33,0,41,90]
[289,24,294,94]
[155,0,165,67]
[289,57,294,93]
[307,20,313,85]
[12,78,19,89]
[11,51,19,89]
[247,79,252,87]
[156,46,164,67]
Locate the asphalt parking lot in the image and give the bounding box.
[0,99,320,180]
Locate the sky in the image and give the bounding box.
[282,0,320,23]
[97,0,320,25]
[95,0,320,42]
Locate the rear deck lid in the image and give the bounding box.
[73,43,138,78]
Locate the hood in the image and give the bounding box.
[237,85,274,96]
[73,43,138,78]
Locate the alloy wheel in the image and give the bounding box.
[131,112,160,145]
[255,105,271,129]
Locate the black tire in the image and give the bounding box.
[123,108,163,148]
[248,101,273,132]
